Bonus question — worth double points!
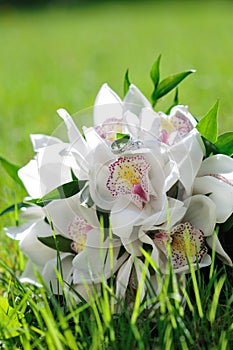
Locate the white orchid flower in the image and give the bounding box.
[166,107,205,196]
[41,194,128,288]
[101,197,186,301]
[18,134,74,198]
[152,194,232,274]
[193,154,233,223]
[124,104,205,197]
[18,107,90,198]
[86,125,182,238]
[93,83,152,143]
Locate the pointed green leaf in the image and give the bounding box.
[71,168,78,181]
[96,206,110,228]
[201,138,218,157]
[123,69,131,96]
[80,183,94,208]
[152,69,195,103]
[0,202,29,217]
[39,179,87,204]
[0,156,25,188]
[38,235,74,253]
[116,133,130,140]
[165,88,179,114]
[150,54,161,90]
[196,100,219,143]
[215,132,233,156]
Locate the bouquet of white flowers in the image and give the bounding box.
[1,56,233,303]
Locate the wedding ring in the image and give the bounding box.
[111,136,143,154]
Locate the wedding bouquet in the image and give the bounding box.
[2,56,233,303]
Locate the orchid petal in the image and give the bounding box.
[83,126,108,152]
[193,177,233,223]
[124,84,152,116]
[19,260,43,286]
[115,256,134,299]
[20,205,44,221]
[163,159,179,192]
[134,258,150,301]
[139,108,160,139]
[19,220,57,266]
[183,195,216,236]
[57,108,88,155]
[172,254,212,274]
[4,221,37,241]
[72,283,102,303]
[37,143,73,196]
[89,163,116,210]
[197,154,233,179]
[30,134,61,152]
[170,129,204,196]
[170,105,197,127]
[121,227,142,256]
[93,83,122,126]
[124,111,140,139]
[42,254,74,295]
[110,198,145,239]
[73,230,128,283]
[18,159,41,198]
[206,234,232,266]
[140,233,160,266]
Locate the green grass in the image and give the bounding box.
[0,2,233,349]
[1,254,233,349]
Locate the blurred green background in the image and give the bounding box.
[0,1,233,231]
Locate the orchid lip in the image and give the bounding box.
[153,222,208,270]
[106,155,153,208]
[132,183,147,202]
[67,216,93,254]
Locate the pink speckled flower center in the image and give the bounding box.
[153,222,207,270]
[159,114,193,145]
[68,216,93,253]
[106,155,153,208]
[95,117,123,142]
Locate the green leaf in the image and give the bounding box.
[150,54,161,91]
[39,179,87,204]
[215,132,233,156]
[96,206,110,228]
[71,168,78,181]
[201,137,218,157]
[0,202,29,217]
[80,183,94,208]
[165,88,179,114]
[220,214,233,234]
[116,133,130,141]
[0,156,25,188]
[38,235,74,253]
[152,69,195,104]
[196,100,219,143]
[123,69,131,96]
[0,296,22,338]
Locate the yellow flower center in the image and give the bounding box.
[171,234,196,257]
[72,236,87,253]
[160,118,174,132]
[118,165,141,187]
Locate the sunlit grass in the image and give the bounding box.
[0,250,233,349]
